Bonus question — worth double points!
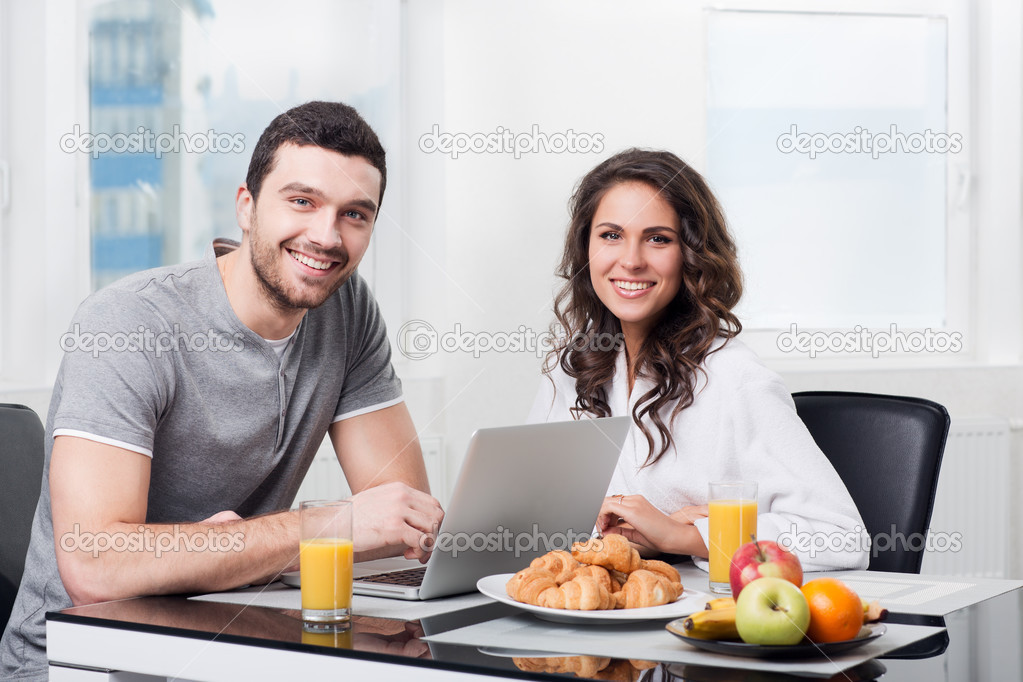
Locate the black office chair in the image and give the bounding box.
[792,391,949,574]
[0,404,45,630]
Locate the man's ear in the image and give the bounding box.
[235,184,254,234]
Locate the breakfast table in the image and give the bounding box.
[45,561,1023,681]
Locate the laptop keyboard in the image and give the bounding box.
[358,566,428,586]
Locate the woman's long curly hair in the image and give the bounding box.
[546,149,744,466]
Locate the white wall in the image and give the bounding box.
[402,0,709,482]
[398,0,1023,576]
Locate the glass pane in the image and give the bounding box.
[707,10,950,329]
[87,0,400,290]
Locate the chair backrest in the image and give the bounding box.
[0,403,45,629]
[791,391,949,574]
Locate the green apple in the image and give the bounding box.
[735,577,811,645]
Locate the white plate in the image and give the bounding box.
[476,573,709,625]
[477,647,570,658]
[280,571,301,588]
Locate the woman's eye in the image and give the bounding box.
[650,234,672,244]
[600,231,622,241]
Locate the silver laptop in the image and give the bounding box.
[349,416,630,600]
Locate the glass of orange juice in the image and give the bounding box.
[707,481,757,594]
[299,500,353,626]
[302,621,353,647]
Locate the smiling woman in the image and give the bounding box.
[587,182,684,359]
[529,149,870,572]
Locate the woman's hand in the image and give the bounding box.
[597,495,709,557]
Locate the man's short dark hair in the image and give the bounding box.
[245,101,387,211]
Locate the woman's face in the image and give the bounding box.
[588,181,683,344]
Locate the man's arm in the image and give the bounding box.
[51,436,299,605]
[329,402,443,562]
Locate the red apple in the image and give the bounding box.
[729,536,803,598]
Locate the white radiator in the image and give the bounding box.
[920,416,1010,578]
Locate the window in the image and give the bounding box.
[85,0,403,292]
[706,5,970,360]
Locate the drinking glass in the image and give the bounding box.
[299,500,353,625]
[707,481,758,594]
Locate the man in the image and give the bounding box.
[0,101,443,679]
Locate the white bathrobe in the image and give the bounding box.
[528,337,870,571]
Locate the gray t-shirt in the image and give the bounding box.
[0,242,402,679]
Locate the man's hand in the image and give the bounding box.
[354,620,430,658]
[349,481,444,562]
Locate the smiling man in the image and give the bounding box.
[0,101,443,680]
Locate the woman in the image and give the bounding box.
[528,149,868,571]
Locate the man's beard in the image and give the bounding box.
[248,213,352,311]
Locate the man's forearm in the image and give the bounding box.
[56,511,299,605]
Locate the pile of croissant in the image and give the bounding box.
[505,534,684,610]
[514,655,656,680]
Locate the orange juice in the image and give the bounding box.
[302,625,353,649]
[299,538,353,611]
[708,499,758,586]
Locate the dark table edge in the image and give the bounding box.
[45,607,579,681]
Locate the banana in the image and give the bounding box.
[861,598,888,623]
[705,597,736,611]
[682,606,740,640]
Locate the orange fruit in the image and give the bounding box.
[800,578,862,643]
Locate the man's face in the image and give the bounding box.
[237,143,382,311]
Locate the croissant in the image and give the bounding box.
[592,659,644,681]
[537,574,616,610]
[639,559,681,584]
[513,656,611,677]
[567,564,620,594]
[613,569,685,609]
[530,550,580,584]
[506,567,557,605]
[571,534,642,573]
[610,569,630,586]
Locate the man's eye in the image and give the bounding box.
[292,198,311,207]
[345,210,365,220]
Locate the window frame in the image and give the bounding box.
[703,0,976,367]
